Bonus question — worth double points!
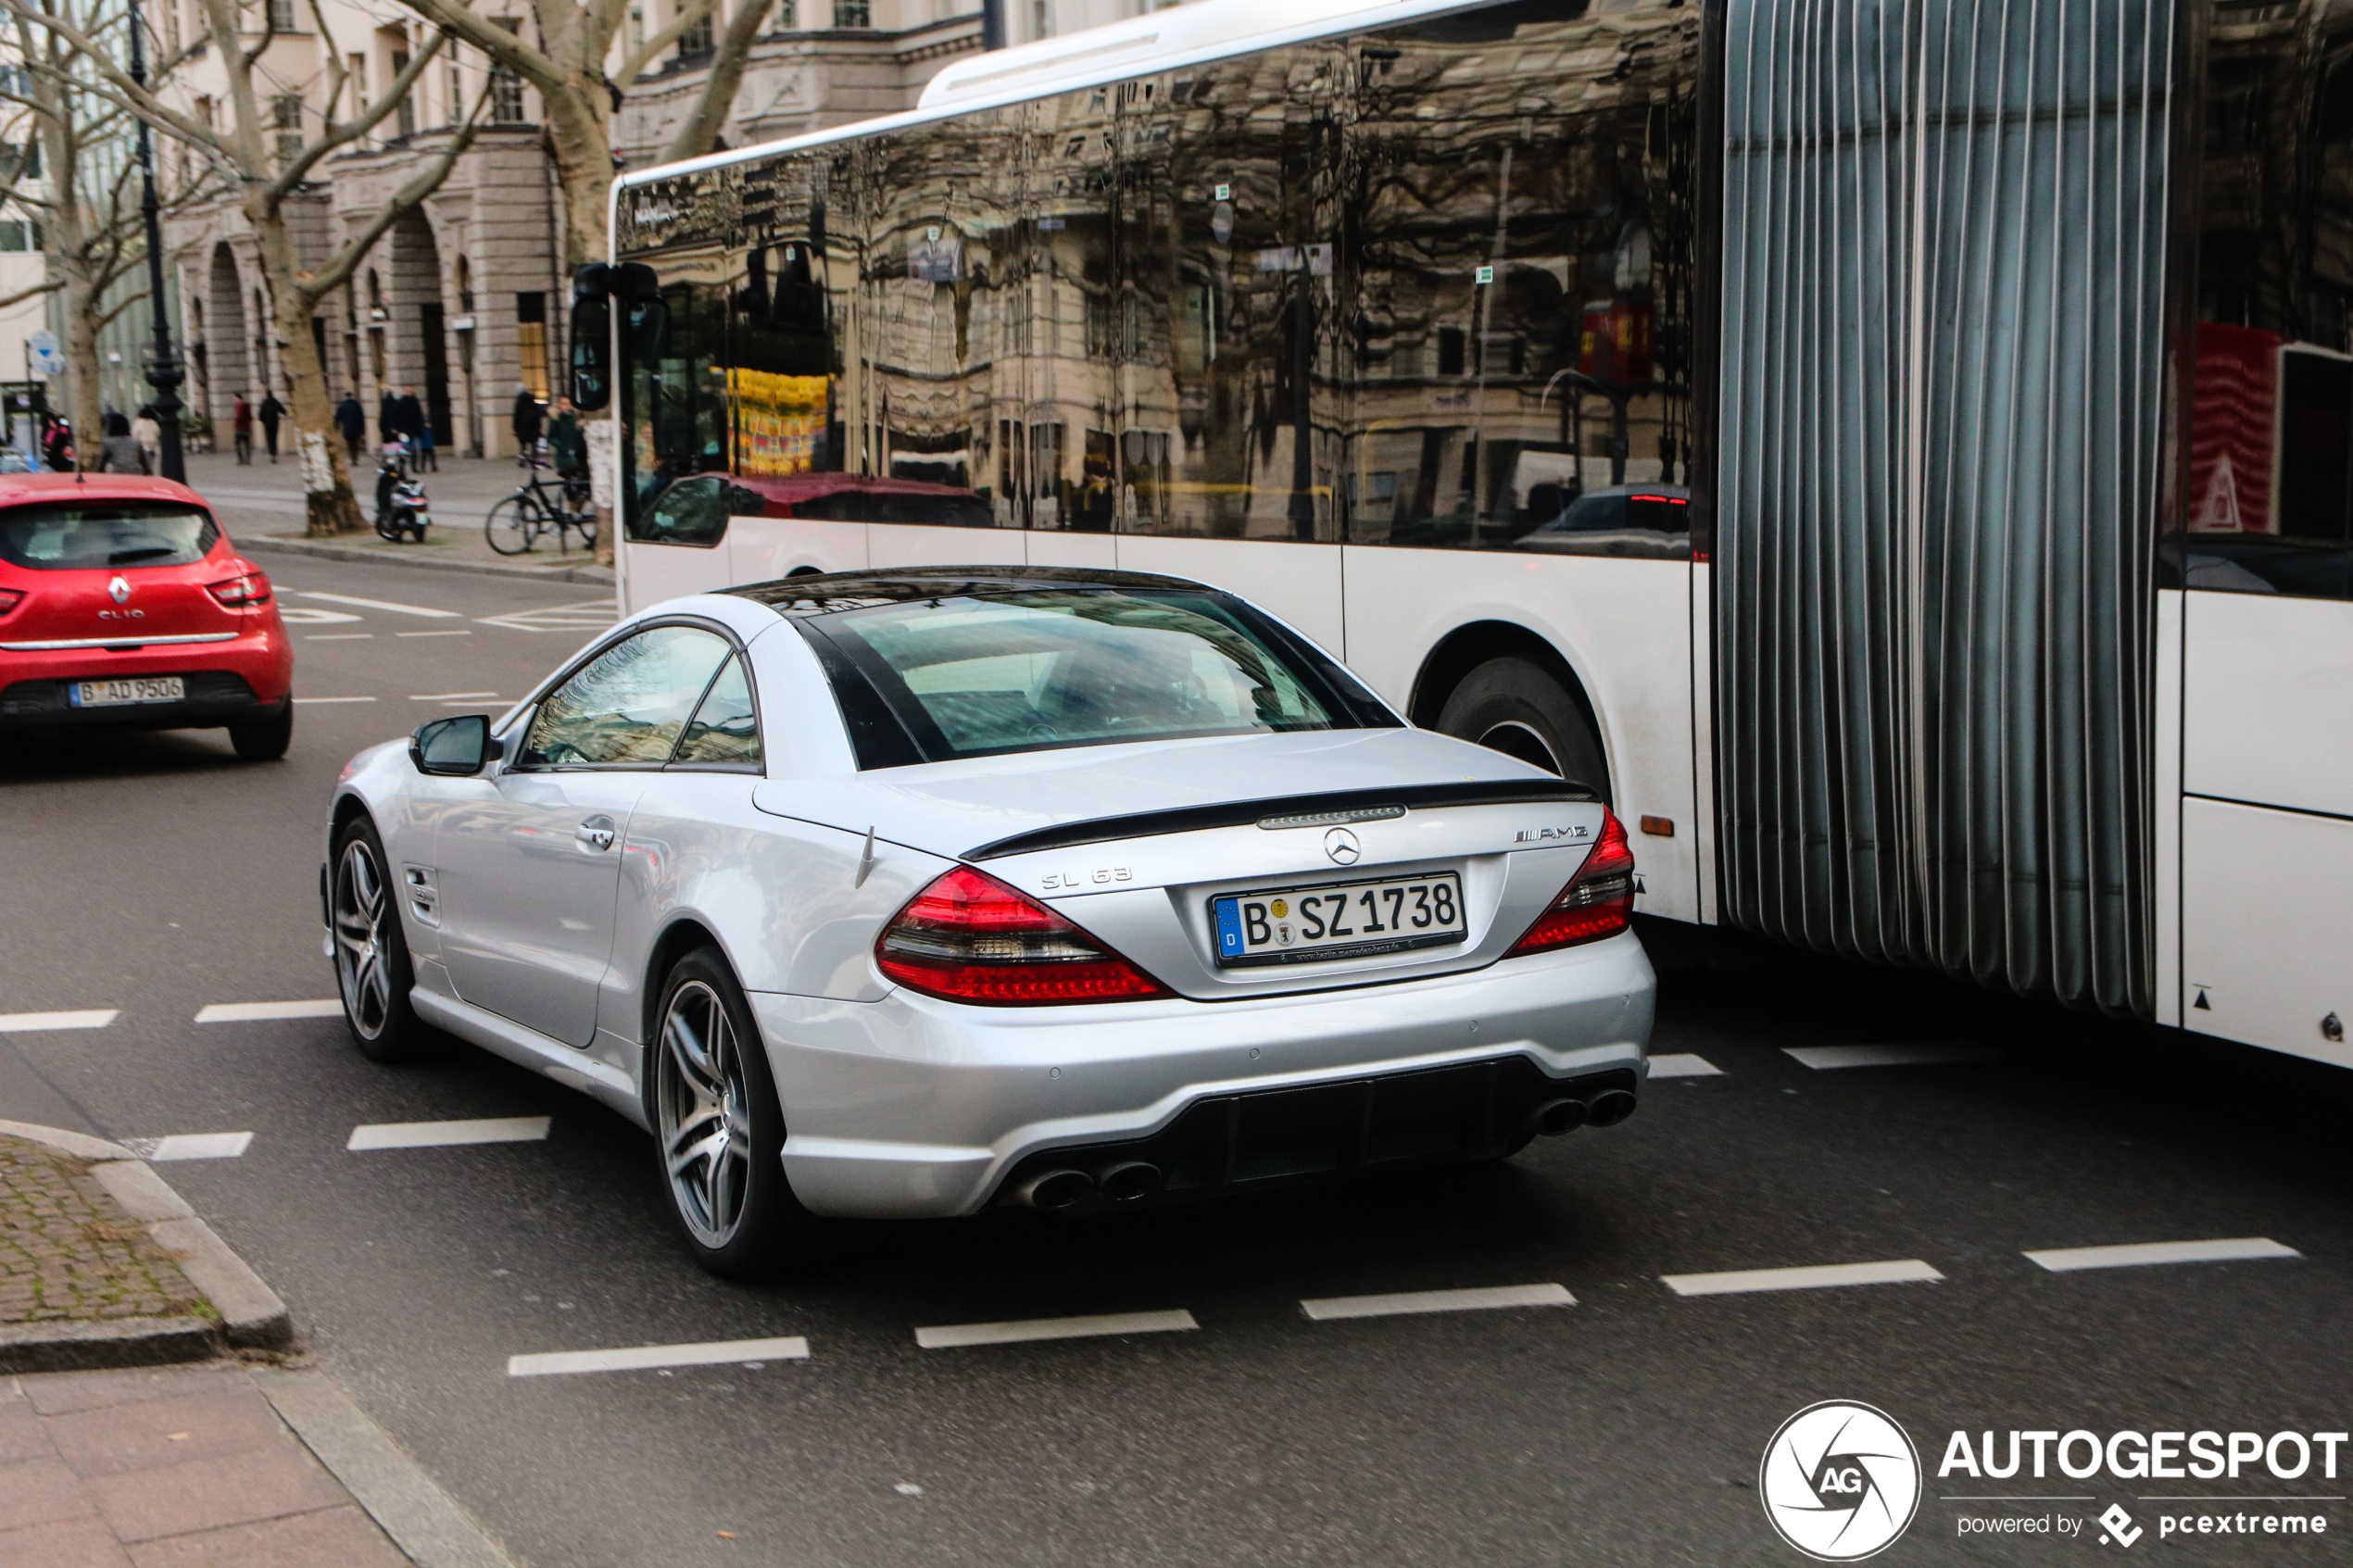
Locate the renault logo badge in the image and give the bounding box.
[107,575,130,604]
[1323,827,1361,865]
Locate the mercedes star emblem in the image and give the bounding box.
[1323,827,1362,865]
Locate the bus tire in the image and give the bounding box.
[1436,657,1609,801]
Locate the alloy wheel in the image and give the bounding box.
[657,980,754,1249]
[333,838,393,1039]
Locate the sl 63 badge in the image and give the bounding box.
[1515,823,1592,844]
[1041,866,1133,890]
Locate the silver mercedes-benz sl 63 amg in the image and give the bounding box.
[321,566,1654,1275]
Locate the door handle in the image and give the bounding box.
[575,815,617,852]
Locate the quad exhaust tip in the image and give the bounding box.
[1098,1160,1164,1203]
[1585,1088,1638,1126]
[1019,1169,1094,1210]
[1529,1098,1588,1137]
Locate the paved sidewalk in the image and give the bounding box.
[0,1361,410,1566]
[0,1140,203,1333]
[179,449,610,583]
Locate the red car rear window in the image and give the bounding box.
[0,502,220,571]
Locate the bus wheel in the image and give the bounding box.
[1436,657,1609,802]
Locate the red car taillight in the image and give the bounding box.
[876,865,1169,1006]
[1506,809,1636,955]
[207,571,271,608]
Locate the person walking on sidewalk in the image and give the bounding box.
[232,395,253,464]
[547,393,585,479]
[335,391,366,462]
[42,415,72,472]
[395,384,434,471]
[132,405,160,469]
[378,386,400,449]
[258,390,286,462]
[95,411,150,474]
[511,383,543,458]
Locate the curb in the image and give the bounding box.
[238,532,615,585]
[0,1118,294,1370]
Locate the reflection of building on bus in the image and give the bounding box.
[603,0,2353,1073]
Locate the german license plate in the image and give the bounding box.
[70,675,184,708]
[1212,872,1466,967]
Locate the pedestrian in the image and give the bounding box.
[378,386,400,448]
[232,395,253,464]
[258,390,285,463]
[95,411,149,474]
[547,394,585,478]
[42,417,72,472]
[335,392,366,462]
[132,406,160,469]
[394,384,433,471]
[510,383,543,459]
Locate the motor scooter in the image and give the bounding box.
[373,441,431,542]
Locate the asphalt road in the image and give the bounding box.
[3,553,2347,1567]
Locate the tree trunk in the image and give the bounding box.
[247,196,364,535]
[29,51,99,464]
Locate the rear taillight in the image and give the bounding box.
[0,587,21,617]
[1506,809,1635,955]
[876,865,1168,1006]
[208,571,271,608]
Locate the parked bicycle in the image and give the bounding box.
[485,444,598,555]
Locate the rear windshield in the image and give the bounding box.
[0,502,220,571]
[806,589,1390,764]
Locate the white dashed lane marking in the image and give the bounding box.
[296,591,459,619]
[2023,1237,2299,1273]
[509,1337,810,1377]
[396,630,472,638]
[0,1010,118,1033]
[294,696,376,705]
[1661,1259,1944,1298]
[279,607,365,624]
[346,1117,551,1151]
[914,1310,1198,1350]
[1783,1043,1997,1070]
[1647,1053,1721,1078]
[409,692,500,703]
[474,599,618,633]
[1300,1284,1573,1321]
[195,1000,342,1023]
[301,634,375,642]
[123,1132,255,1161]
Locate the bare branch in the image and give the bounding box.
[618,0,722,87]
[242,1,279,72]
[0,278,62,311]
[270,29,447,196]
[397,0,565,95]
[297,78,496,303]
[0,0,220,149]
[662,0,774,161]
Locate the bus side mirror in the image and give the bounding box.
[571,262,664,412]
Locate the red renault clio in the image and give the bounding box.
[0,474,293,759]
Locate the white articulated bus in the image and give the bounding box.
[585,0,2353,1069]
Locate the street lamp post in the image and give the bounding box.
[126,0,185,482]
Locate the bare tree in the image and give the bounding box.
[388,0,773,559]
[4,0,491,533]
[2,0,217,459]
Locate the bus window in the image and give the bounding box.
[1342,0,1698,553]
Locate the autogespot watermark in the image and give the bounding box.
[1762,1405,2347,1555]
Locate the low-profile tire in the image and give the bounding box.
[648,948,809,1279]
[1435,657,1610,802]
[229,703,293,761]
[331,816,424,1062]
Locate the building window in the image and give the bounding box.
[516,292,550,402]
[391,51,415,137]
[267,0,296,31]
[271,94,303,169]
[457,255,474,314]
[0,220,41,252]
[676,3,713,56]
[834,0,869,26]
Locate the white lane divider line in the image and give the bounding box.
[347,1117,551,1151]
[0,1010,119,1033]
[1662,1259,1944,1298]
[396,630,472,638]
[2024,1237,2300,1273]
[296,590,459,619]
[1648,1053,1722,1078]
[1301,1283,1572,1322]
[279,607,365,624]
[1783,1043,1997,1071]
[914,1309,1198,1350]
[409,691,500,702]
[294,696,377,705]
[474,599,618,633]
[122,1132,255,1161]
[195,1000,342,1023]
[508,1337,809,1378]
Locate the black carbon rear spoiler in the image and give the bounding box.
[963,778,1596,861]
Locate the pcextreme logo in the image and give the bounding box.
[1760,1401,1924,1561]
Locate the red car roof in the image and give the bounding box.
[0,472,216,511]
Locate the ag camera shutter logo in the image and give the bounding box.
[1760,1401,1922,1561]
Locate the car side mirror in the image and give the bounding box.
[410,714,504,776]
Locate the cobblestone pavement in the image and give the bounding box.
[0,1361,409,1566]
[0,1139,204,1328]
